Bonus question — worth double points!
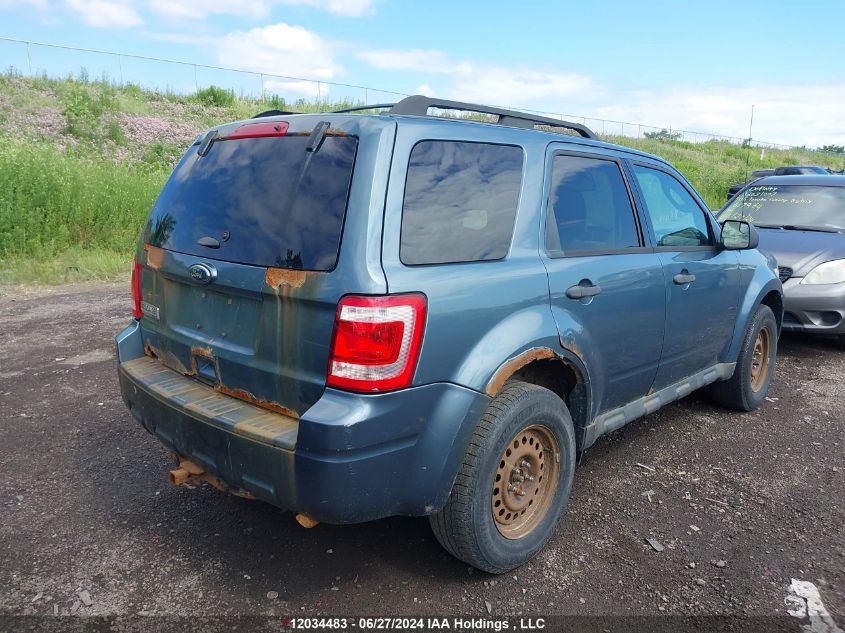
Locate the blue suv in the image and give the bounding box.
[116,96,783,573]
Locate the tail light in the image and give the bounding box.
[327,294,427,393]
[131,256,143,319]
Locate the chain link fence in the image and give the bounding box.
[2,35,843,170]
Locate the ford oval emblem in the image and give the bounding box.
[188,263,216,285]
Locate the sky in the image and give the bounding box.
[1,0,844,147]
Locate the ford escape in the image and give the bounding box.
[116,96,783,573]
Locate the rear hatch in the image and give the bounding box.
[135,115,381,418]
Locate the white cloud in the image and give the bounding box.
[140,30,218,45]
[0,0,49,8]
[65,0,143,26]
[358,49,456,74]
[263,79,323,98]
[216,23,337,94]
[147,0,374,19]
[359,47,594,108]
[595,84,845,147]
[358,47,844,147]
[452,67,594,108]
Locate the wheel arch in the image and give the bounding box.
[485,347,593,452]
[723,276,783,363]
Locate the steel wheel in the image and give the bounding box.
[749,327,772,392]
[491,424,560,540]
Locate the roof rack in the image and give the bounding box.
[332,103,396,113]
[253,109,300,118]
[388,95,598,139]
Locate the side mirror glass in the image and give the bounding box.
[721,219,759,250]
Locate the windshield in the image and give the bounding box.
[144,132,358,270]
[719,184,845,231]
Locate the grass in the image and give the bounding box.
[606,135,844,208]
[0,71,843,285]
[0,140,167,282]
[0,246,131,286]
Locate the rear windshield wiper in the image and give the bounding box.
[197,131,219,157]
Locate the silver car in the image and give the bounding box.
[719,175,845,344]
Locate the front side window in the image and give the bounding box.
[400,141,524,265]
[545,154,641,255]
[632,165,712,247]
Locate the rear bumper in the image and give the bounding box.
[781,279,845,336]
[116,322,488,524]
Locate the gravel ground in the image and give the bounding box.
[0,282,842,633]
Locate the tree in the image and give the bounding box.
[643,128,682,142]
[819,144,845,154]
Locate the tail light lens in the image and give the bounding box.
[327,294,427,392]
[131,256,143,319]
[227,121,289,140]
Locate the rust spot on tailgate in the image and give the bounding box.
[144,340,193,376]
[214,384,300,420]
[144,244,165,270]
[486,348,557,397]
[190,346,215,359]
[265,267,307,290]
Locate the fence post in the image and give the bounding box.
[117,54,123,85]
[317,81,321,102]
[26,42,32,75]
[193,64,198,93]
[259,73,264,102]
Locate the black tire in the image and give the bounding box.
[711,304,778,411]
[429,380,576,574]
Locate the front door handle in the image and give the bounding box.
[566,283,602,300]
[673,271,696,285]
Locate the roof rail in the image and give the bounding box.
[332,103,395,113]
[389,95,598,139]
[253,109,300,118]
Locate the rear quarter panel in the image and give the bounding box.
[379,120,563,393]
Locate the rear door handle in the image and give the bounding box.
[673,272,696,285]
[565,283,602,300]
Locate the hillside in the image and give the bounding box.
[0,72,841,285]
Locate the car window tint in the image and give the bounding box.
[145,134,358,270]
[400,141,523,265]
[545,155,641,254]
[632,166,712,247]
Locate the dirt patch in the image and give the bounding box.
[0,283,842,631]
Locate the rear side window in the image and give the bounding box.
[144,132,358,270]
[632,165,712,247]
[400,141,523,265]
[545,154,641,255]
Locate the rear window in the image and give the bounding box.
[400,141,524,265]
[545,154,641,254]
[144,131,358,270]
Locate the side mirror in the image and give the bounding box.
[720,219,759,250]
